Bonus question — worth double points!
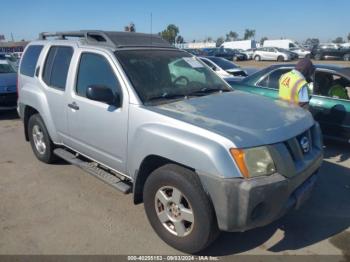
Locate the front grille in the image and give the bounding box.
[284,127,315,161]
[0,93,17,107]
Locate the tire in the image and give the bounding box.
[343,54,350,61]
[314,53,323,60]
[277,56,285,62]
[254,55,261,61]
[143,164,219,253]
[28,114,57,164]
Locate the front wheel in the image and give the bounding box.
[254,55,261,61]
[28,114,57,163]
[143,164,219,253]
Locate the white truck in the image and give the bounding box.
[221,40,257,50]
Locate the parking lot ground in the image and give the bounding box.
[0,110,349,258]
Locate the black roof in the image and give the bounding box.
[39,30,173,49]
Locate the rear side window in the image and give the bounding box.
[258,69,291,89]
[76,53,121,98]
[20,45,43,77]
[42,46,73,90]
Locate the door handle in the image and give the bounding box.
[68,102,79,110]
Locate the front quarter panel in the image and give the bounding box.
[127,105,241,180]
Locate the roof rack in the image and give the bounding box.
[38,30,174,49]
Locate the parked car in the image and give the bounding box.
[198,56,247,80]
[228,64,350,143]
[312,46,350,61]
[244,48,256,60]
[253,47,292,62]
[18,31,323,253]
[289,47,311,58]
[235,49,254,60]
[0,60,17,110]
[203,48,247,61]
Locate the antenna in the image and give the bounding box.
[150,12,153,46]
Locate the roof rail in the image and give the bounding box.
[38,30,173,49]
[38,31,116,48]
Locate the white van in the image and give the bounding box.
[221,40,257,50]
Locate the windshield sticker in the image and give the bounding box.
[183,57,204,68]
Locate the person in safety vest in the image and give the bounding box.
[279,58,315,109]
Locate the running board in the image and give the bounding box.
[54,148,131,194]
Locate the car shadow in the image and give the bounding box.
[200,158,350,256]
[0,110,19,120]
[324,139,350,163]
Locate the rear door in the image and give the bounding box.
[40,45,74,140]
[65,50,129,174]
[254,68,292,98]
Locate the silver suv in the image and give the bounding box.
[17,31,323,253]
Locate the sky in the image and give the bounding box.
[1,0,349,43]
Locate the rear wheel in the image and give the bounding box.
[28,114,57,163]
[277,56,285,62]
[143,164,219,253]
[343,54,350,61]
[254,55,261,61]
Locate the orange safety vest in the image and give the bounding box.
[279,70,308,104]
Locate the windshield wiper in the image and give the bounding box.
[187,87,231,96]
[146,93,187,103]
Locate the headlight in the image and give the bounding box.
[230,146,276,178]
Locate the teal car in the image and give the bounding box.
[228,64,350,143]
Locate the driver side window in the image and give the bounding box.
[313,71,350,100]
[76,53,121,99]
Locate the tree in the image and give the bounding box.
[176,35,184,44]
[304,38,320,47]
[160,24,179,44]
[124,22,136,32]
[216,37,224,47]
[225,31,238,41]
[244,29,255,40]
[333,37,345,44]
[260,37,268,45]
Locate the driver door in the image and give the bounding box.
[65,50,129,173]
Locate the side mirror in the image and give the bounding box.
[86,85,121,107]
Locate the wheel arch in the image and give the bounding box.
[133,155,195,205]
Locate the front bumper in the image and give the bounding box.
[200,152,322,232]
[199,125,323,232]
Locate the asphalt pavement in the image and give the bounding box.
[0,110,349,259]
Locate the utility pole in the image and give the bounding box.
[11,32,14,42]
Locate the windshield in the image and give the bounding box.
[207,57,239,70]
[0,63,16,73]
[115,50,231,104]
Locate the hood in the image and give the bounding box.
[147,91,314,148]
[0,73,17,87]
